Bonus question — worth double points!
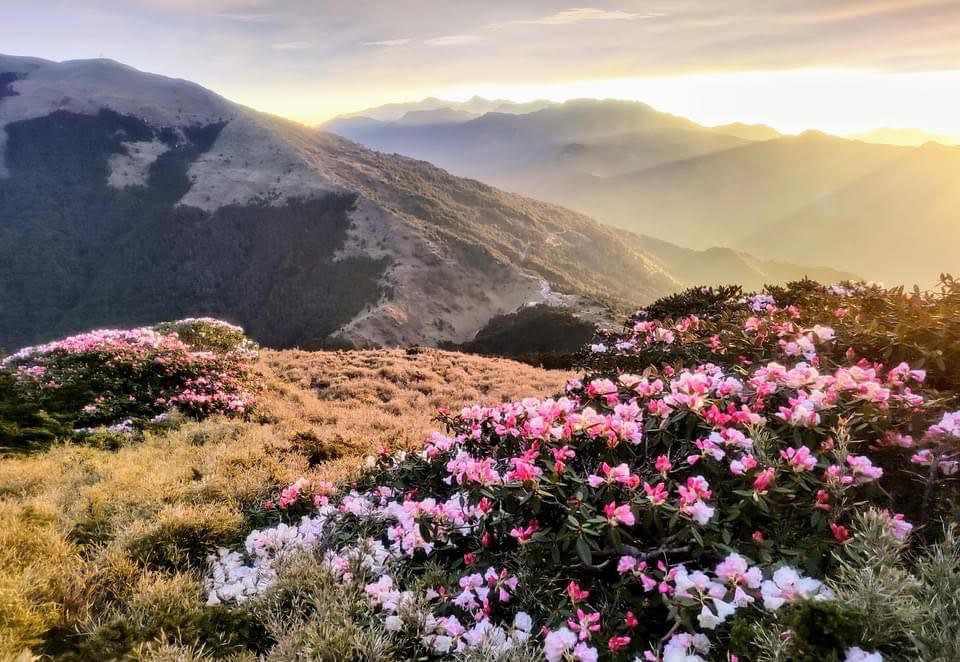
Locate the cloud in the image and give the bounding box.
[213,12,275,22]
[362,38,412,47]
[132,0,266,10]
[272,41,312,50]
[514,7,662,26]
[423,34,481,47]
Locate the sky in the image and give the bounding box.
[4,1,960,135]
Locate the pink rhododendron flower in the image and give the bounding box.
[879,510,913,540]
[780,446,817,472]
[729,454,758,476]
[566,581,589,603]
[928,410,960,438]
[714,553,762,590]
[655,454,673,475]
[603,501,635,527]
[567,608,601,641]
[509,519,541,543]
[752,468,776,493]
[846,454,884,483]
[830,523,850,543]
[644,481,669,506]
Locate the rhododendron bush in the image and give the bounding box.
[0,318,257,446]
[205,281,959,661]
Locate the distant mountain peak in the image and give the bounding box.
[709,122,781,141]
[395,107,479,126]
[848,127,959,147]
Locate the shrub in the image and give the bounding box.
[584,276,960,392]
[207,278,959,661]
[0,369,71,451]
[457,305,599,369]
[0,319,259,449]
[250,553,394,661]
[124,504,246,572]
[49,574,269,660]
[154,318,256,354]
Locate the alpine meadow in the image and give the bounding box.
[2,3,959,661]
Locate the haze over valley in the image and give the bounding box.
[326,97,960,288]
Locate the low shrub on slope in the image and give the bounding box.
[452,304,600,369]
[0,318,257,450]
[204,279,959,661]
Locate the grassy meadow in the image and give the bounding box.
[0,348,571,659]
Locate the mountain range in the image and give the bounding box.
[0,55,851,352]
[326,98,960,287]
[846,127,959,147]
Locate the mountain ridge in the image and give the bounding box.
[0,55,858,351]
[326,97,957,285]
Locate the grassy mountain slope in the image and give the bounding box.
[0,347,572,657]
[568,131,908,247]
[635,235,856,289]
[325,100,860,289]
[740,142,960,287]
[0,55,689,351]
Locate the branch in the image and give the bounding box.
[571,543,692,572]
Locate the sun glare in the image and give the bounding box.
[429,68,960,138]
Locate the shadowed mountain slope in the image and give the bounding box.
[0,56,676,351]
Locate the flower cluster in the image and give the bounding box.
[2,319,258,435]
[206,281,960,660]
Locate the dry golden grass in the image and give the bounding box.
[256,348,572,481]
[0,349,571,659]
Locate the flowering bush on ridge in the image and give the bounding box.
[207,281,960,661]
[1,318,258,446]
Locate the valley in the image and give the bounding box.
[328,97,960,288]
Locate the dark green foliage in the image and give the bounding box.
[44,603,271,660]
[0,109,387,351]
[458,304,597,368]
[727,615,758,657]
[0,369,71,451]
[126,517,243,573]
[780,601,863,661]
[642,284,745,320]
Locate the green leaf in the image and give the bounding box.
[576,536,593,565]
